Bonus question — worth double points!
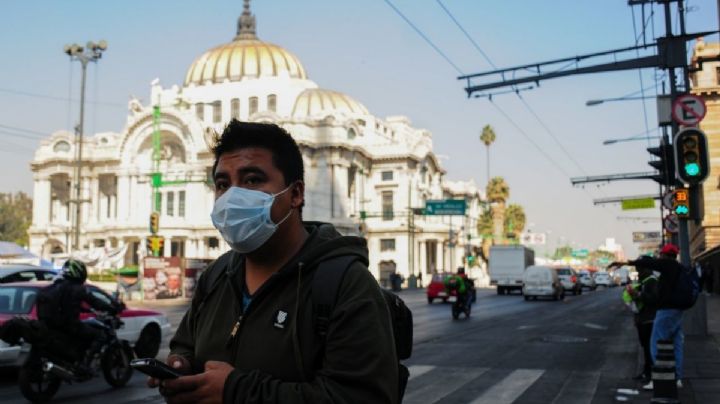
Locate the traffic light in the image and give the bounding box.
[149,212,160,234]
[672,188,690,219]
[674,128,709,185]
[147,236,164,256]
[647,143,675,186]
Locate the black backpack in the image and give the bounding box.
[312,256,413,402]
[667,264,701,310]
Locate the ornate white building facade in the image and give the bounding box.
[28,2,484,284]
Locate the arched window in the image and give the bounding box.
[347,128,357,140]
[267,94,277,112]
[53,141,71,153]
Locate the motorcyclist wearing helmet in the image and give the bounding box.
[444,268,470,310]
[36,259,122,369]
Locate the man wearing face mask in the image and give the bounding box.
[148,120,398,404]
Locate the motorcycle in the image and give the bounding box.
[15,312,134,402]
[451,293,471,320]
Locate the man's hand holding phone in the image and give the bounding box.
[145,355,233,404]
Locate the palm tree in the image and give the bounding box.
[480,125,496,186]
[504,204,526,239]
[486,177,509,243]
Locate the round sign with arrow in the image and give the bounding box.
[663,213,679,234]
[662,190,675,210]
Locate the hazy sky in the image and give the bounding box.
[1,0,717,257]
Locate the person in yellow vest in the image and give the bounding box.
[613,256,659,383]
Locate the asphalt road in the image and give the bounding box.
[0,286,654,403]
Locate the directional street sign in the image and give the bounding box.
[672,94,707,126]
[633,231,662,243]
[621,198,655,210]
[663,214,679,234]
[425,199,466,215]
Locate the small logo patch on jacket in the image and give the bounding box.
[273,310,288,329]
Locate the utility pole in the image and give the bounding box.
[64,40,107,252]
[458,0,712,334]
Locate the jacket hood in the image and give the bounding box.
[291,221,368,269]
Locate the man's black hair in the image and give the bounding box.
[212,120,304,186]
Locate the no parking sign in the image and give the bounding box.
[672,94,706,126]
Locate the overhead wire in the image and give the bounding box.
[382,0,464,74]
[435,0,589,175]
[631,4,654,146]
[0,123,48,138]
[384,0,601,185]
[0,87,125,108]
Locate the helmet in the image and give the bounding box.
[62,259,87,283]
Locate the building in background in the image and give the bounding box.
[27,1,484,285]
[689,38,720,293]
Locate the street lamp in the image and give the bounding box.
[602,130,659,146]
[585,95,655,106]
[64,40,107,252]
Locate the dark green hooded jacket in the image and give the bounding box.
[169,222,398,403]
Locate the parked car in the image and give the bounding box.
[0,281,171,366]
[577,270,597,291]
[0,264,58,284]
[427,273,453,303]
[555,267,582,295]
[593,271,612,288]
[522,266,564,301]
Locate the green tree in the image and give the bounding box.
[480,125,496,185]
[486,177,509,242]
[553,245,573,260]
[504,204,526,238]
[486,176,509,203]
[0,192,33,246]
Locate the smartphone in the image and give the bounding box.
[130,358,184,379]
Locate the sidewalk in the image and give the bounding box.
[682,293,720,403]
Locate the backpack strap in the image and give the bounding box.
[311,256,358,339]
[195,252,237,309]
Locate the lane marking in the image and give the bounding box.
[551,371,601,404]
[469,368,544,404]
[408,365,435,381]
[583,322,608,330]
[404,367,489,404]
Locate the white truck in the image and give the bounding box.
[488,245,535,295]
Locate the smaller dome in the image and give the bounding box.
[291,89,369,119]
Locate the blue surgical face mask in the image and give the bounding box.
[210,185,293,253]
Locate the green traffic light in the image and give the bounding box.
[684,162,700,176]
[675,205,689,215]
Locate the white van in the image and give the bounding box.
[522,265,564,301]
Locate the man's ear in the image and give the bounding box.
[290,181,305,209]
